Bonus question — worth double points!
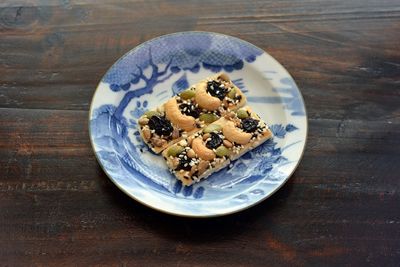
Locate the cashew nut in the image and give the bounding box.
[165,98,196,131]
[195,82,221,111]
[192,138,216,161]
[222,121,252,145]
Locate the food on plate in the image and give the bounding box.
[138,73,246,153]
[161,107,272,186]
[223,106,273,161]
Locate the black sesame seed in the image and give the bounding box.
[148,115,173,136]
[177,155,192,171]
[206,132,223,149]
[179,103,200,118]
[241,117,259,133]
[207,80,227,100]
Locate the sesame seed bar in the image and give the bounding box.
[138,73,246,153]
[162,107,272,186]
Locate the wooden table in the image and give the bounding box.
[1,1,399,266]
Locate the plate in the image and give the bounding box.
[89,32,307,217]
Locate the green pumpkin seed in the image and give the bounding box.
[227,88,236,99]
[199,113,219,123]
[167,145,185,157]
[215,146,230,157]
[145,110,160,118]
[236,108,249,119]
[203,124,222,133]
[179,89,196,100]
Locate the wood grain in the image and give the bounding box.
[0,0,399,266]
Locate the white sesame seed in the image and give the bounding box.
[179,140,187,146]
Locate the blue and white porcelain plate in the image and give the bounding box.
[89,32,307,217]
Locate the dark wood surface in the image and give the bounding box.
[1,1,399,266]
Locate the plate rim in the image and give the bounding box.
[88,31,308,218]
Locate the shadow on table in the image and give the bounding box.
[98,168,294,242]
